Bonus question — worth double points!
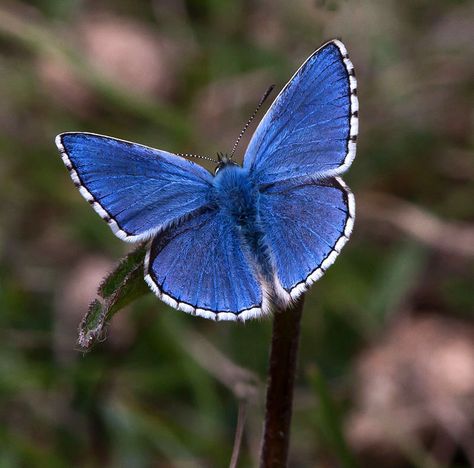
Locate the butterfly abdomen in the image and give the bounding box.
[212,165,283,310]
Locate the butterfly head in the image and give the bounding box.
[214,85,275,176]
[215,152,238,175]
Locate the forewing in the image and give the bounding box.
[57,132,213,242]
[259,177,354,299]
[244,40,358,186]
[144,208,264,321]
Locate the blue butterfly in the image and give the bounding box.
[56,39,358,322]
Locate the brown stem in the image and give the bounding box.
[259,296,305,467]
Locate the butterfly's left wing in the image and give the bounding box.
[57,132,213,242]
[259,177,354,300]
[244,40,358,299]
[243,40,358,186]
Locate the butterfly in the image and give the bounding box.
[56,39,358,322]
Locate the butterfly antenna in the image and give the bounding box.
[176,152,218,163]
[229,84,275,159]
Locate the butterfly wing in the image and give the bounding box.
[57,132,213,242]
[243,40,358,186]
[144,208,264,321]
[241,40,358,299]
[259,177,354,300]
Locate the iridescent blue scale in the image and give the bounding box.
[56,39,358,321]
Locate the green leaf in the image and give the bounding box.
[98,244,148,299]
[78,244,149,351]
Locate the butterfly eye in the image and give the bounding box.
[214,162,227,175]
[214,158,239,176]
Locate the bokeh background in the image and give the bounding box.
[1,0,473,466]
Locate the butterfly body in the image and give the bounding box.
[212,164,278,300]
[213,164,257,226]
[57,39,358,321]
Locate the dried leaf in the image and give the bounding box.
[78,244,149,350]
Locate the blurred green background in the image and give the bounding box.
[0,0,473,466]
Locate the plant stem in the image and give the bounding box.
[260,295,305,467]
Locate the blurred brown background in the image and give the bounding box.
[0,0,473,466]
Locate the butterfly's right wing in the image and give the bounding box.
[57,132,213,242]
[145,208,265,321]
[243,40,358,186]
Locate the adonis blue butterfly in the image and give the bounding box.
[56,39,358,322]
